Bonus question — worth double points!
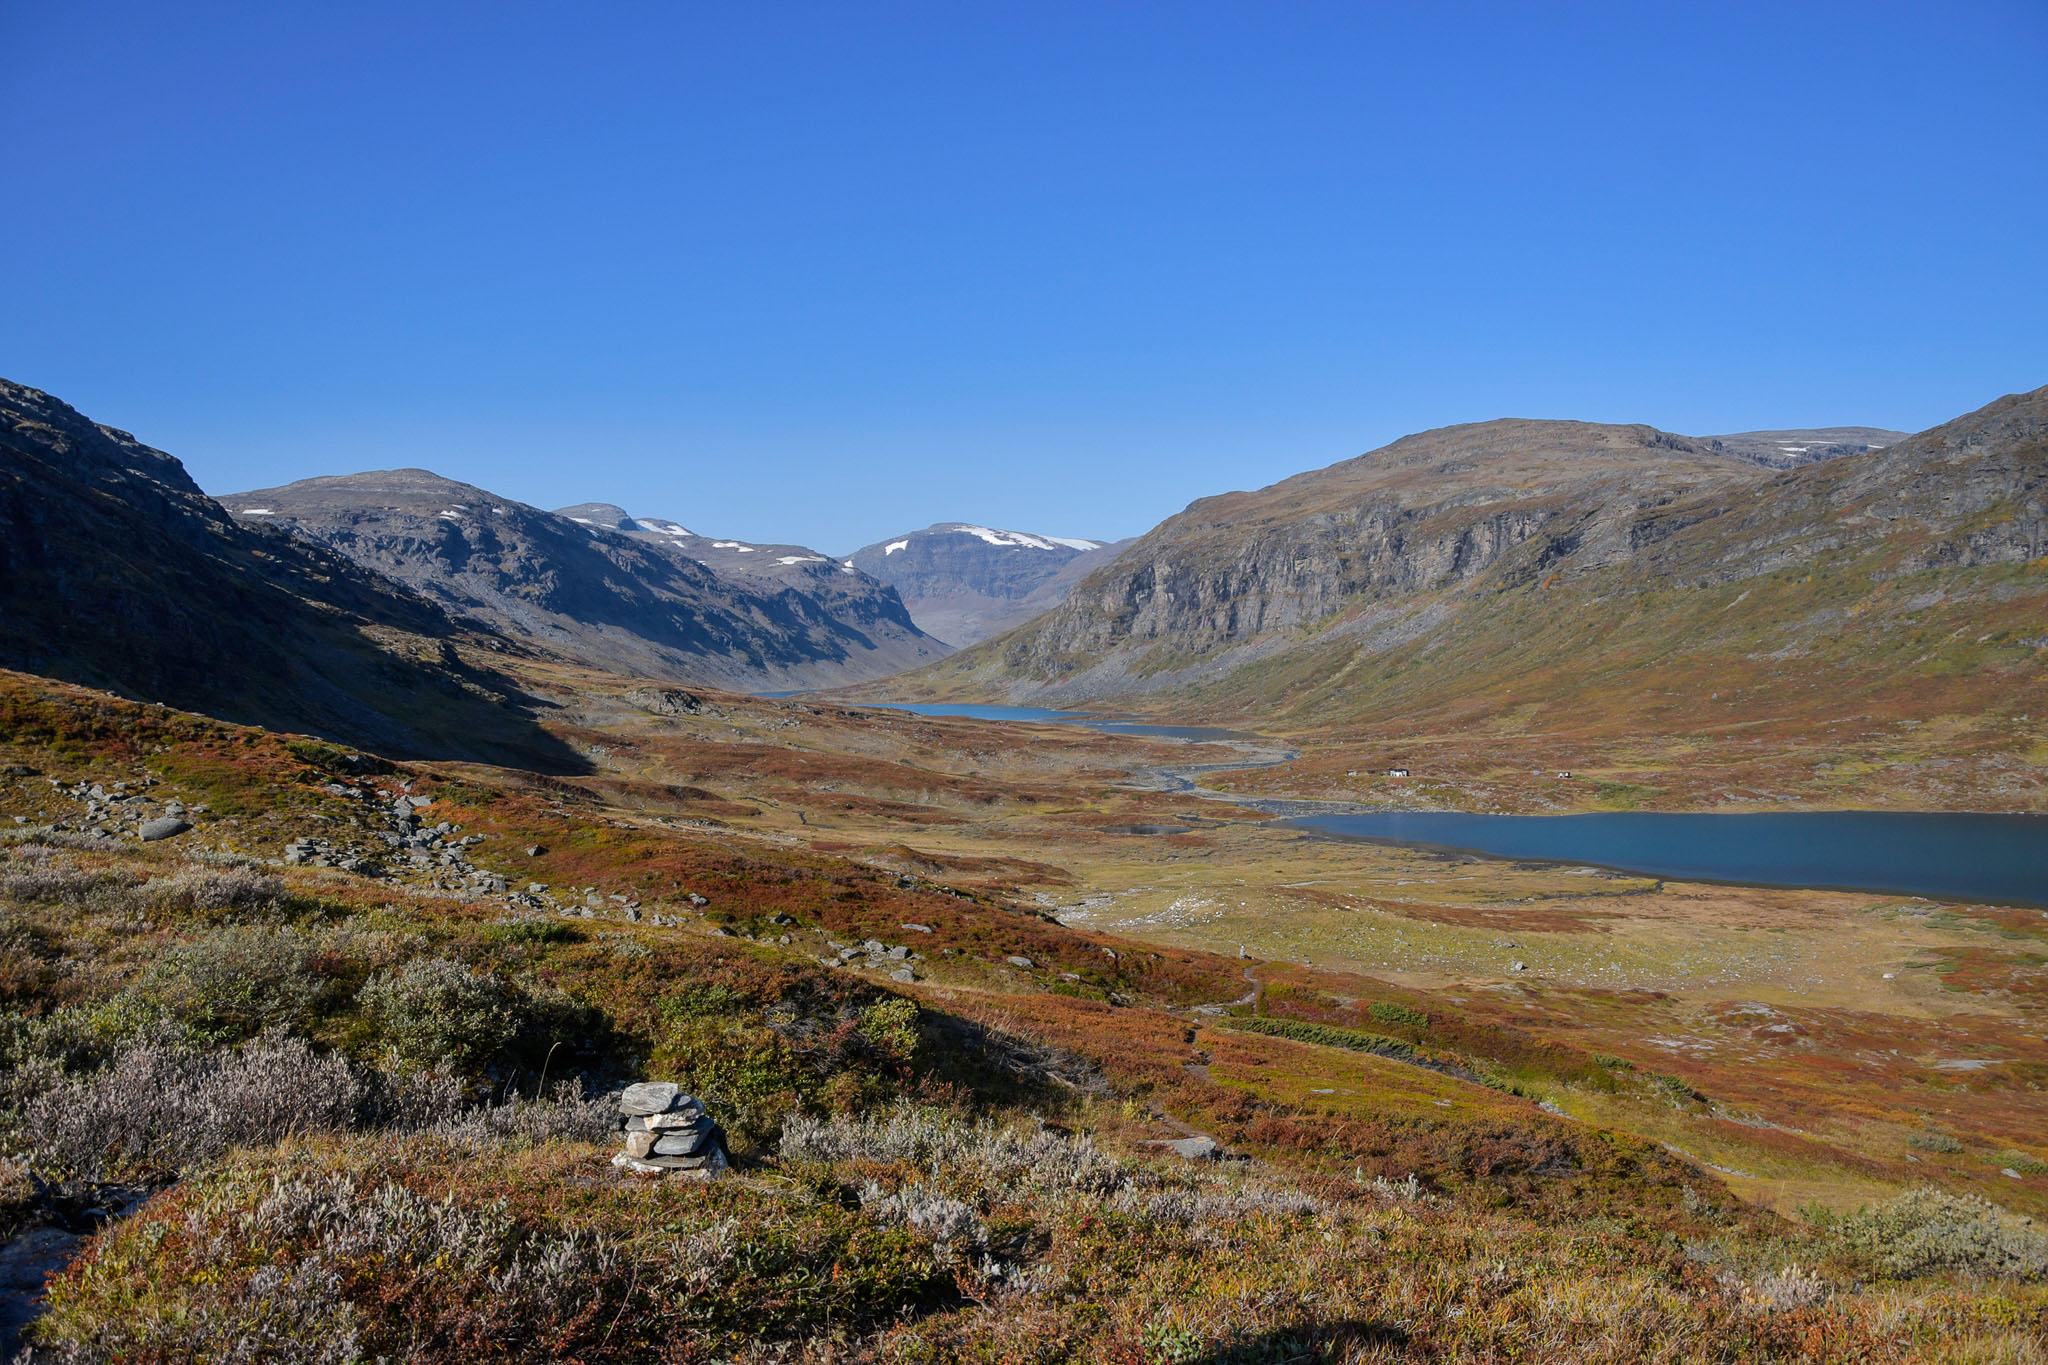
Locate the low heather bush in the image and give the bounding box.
[6,1029,610,1184]
[426,1082,616,1150]
[1737,1263,1833,1311]
[780,1102,1126,1196]
[0,906,59,1004]
[1109,1179,1329,1232]
[141,865,287,916]
[859,1179,984,1245]
[0,864,142,914]
[1909,1132,1964,1154]
[25,1256,364,1365]
[1,830,125,853]
[29,1163,622,1363]
[15,1029,372,1180]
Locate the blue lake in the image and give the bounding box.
[859,702,1087,722]
[803,701,2047,905]
[1281,810,2048,908]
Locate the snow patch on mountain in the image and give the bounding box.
[946,525,1105,552]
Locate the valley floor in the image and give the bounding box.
[2,660,2044,1360]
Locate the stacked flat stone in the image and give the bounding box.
[611,1082,728,1178]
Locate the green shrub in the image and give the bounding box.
[281,739,390,776]
[141,925,332,1045]
[0,994,164,1088]
[1223,1015,1417,1062]
[486,917,581,946]
[857,997,920,1061]
[1829,1188,2048,1281]
[1909,1132,1963,1154]
[1367,1001,1430,1030]
[359,958,520,1074]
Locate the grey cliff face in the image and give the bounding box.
[1017,422,1765,661]
[551,502,937,654]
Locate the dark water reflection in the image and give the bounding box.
[1282,809,2048,907]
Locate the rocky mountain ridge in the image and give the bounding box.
[221,474,947,691]
[548,501,940,673]
[970,421,1771,671]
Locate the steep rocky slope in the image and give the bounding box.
[908,392,2047,775]
[938,421,1773,683]
[221,476,947,691]
[0,379,584,770]
[846,523,1131,646]
[551,501,940,670]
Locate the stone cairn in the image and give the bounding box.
[611,1082,729,1178]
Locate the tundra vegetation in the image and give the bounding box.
[2,669,2046,1362]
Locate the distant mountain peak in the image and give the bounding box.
[553,501,642,531]
[848,522,1131,647]
[1697,427,1907,470]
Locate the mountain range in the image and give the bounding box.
[1700,426,1908,469]
[9,369,2040,796]
[220,474,948,691]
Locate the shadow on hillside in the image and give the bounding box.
[917,1010,1110,1105]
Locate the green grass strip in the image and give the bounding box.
[1221,1015,1420,1062]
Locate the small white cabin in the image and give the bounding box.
[1387,767,1411,778]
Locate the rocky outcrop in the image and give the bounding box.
[222,475,948,691]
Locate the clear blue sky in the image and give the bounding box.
[4,2,2043,552]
